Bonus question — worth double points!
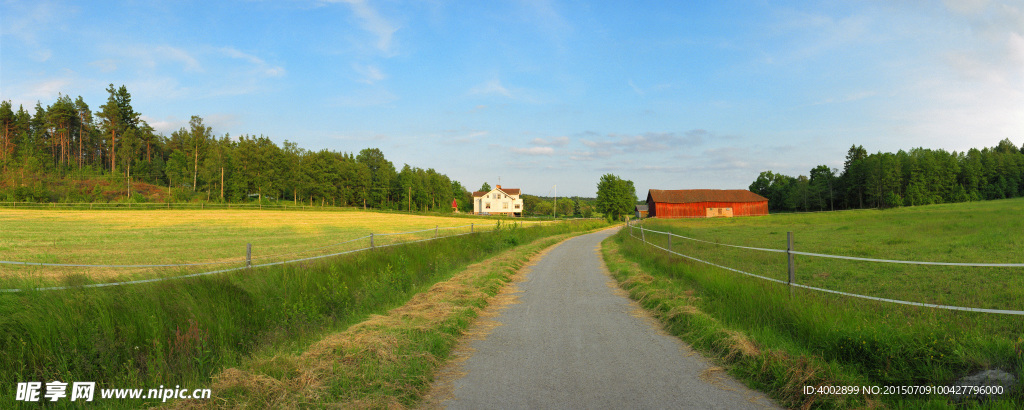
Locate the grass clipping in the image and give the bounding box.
[174,234,571,409]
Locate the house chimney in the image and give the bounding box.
[496,185,501,189]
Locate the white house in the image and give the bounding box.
[473,185,523,217]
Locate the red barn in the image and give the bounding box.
[646,189,768,218]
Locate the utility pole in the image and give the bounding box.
[193,146,198,192]
[553,184,557,219]
[220,167,224,200]
[408,186,412,212]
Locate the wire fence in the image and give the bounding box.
[0,220,543,293]
[626,219,1024,315]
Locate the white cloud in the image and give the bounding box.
[140,115,187,135]
[511,146,555,155]
[111,44,202,72]
[26,78,74,100]
[531,136,569,147]
[220,47,286,77]
[329,0,399,55]
[884,1,1024,149]
[156,46,203,72]
[578,131,707,157]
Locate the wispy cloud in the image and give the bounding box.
[140,115,187,135]
[329,0,399,55]
[220,47,286,77]
[511,146,555,155]
[469,78,513,98]
[352,63,386,84]
[1,0,60,46]
[530,136,569,147]
[109,44,203,72]
[25,78,74,101]
[578,131,707,157]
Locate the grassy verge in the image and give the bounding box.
[0,219,608,408]
[602,229,1022,409]
[189,227,589,408]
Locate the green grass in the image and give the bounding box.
[606,199,1024,408]
[0,218,608,408]
[631,198,1024,337]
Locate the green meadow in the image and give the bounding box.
[607,198,1024,408]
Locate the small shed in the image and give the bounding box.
[646,189,768,218]
[634,204,648,219]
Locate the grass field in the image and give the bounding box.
[631,198,1024,335]
[0,208,606,408]
[0,209,539,288]
[607,198,1024,407]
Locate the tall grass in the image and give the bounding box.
[606,206,1024,408]
[0,219,607,408]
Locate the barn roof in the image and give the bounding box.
[635,204,648,211]
[647,189,767,204]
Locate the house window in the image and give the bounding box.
[515,204,521,209]
[503,203,509,209]
[485,202,491,209]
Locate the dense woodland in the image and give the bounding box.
[751,140,1024,212]
[0,85,478,212]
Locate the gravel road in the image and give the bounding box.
[430,227,778,409]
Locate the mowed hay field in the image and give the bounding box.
[0,209,512,287]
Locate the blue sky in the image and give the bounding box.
[2,0,1022,197]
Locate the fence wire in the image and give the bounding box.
[628,221,1024,315]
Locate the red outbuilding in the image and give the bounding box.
[646,189,769,218]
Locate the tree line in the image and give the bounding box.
[750,140,1024,212]
[0,85,470,211]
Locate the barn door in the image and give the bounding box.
[705,207,734,217]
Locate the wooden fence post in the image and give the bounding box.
[787,232,795,293]
[667,232,671,252]
[246,243,252,269]
[370,233,375,249]
[471,223,474,233]
[435,225,438,238]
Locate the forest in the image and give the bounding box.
[0,85,473,212]
[750,140,1024,212]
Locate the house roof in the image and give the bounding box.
[647,189,768,204]
[472,187,521,197]
[635,204,648,211]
